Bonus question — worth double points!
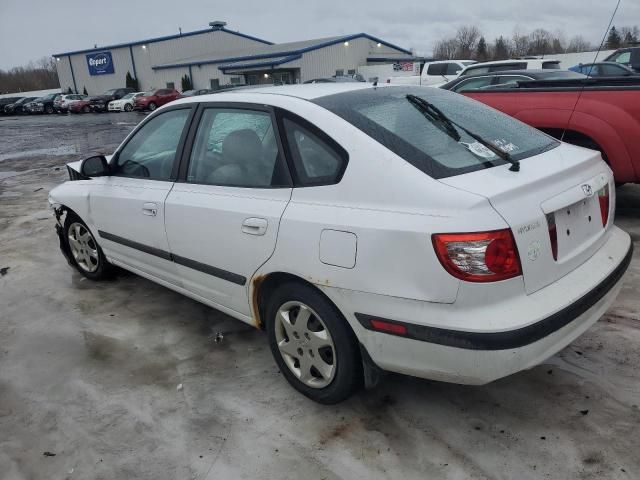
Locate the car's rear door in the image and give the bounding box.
[88,105,195,284]
[164,103,292,317]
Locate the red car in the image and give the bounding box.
[68,99,92,114]
[461,76,640,184]
[134,89,182,111]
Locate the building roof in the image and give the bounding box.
[152,33,413,71]
[52,26,272,58]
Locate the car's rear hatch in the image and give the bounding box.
[439,144,614,294]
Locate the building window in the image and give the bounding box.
[166,82,175,89]
[335,69,344,76]
[348,69,356,75]
[230,77,242,85]
[210,79,220,90]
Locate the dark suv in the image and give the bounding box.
[89,87,135,112]
[605,47,640,73]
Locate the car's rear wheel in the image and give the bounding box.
[64,214,111,280]
[265,282,362,404]
[148,102,157,111]
[124,103,133,112]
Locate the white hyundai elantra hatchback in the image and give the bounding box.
[49,83,632,403]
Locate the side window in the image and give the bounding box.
[427,64,446,76]
[187,108,290,188]
[445,63,462,75]
[489,63,525,72]
[612,51,631,64]
[453,77,493,92]
[496,75,531,85]
[282,117,348,186]
[542,61,560,70]
[114,108,190,180]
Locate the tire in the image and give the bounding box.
[265,282,362,404]
[64,213,112,280]
[124,103,133,112]
[45,105,54,114]
[82,106,90,114]
[148,102,157,111]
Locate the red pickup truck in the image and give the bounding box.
[462,77,640,184]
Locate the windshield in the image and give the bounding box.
[103,89,119,95]
[121,93,134,99]
[314,86,559,179]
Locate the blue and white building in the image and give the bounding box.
[53,22,415,94]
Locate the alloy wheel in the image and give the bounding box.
[67,222,99,273]
[274,301,337,388]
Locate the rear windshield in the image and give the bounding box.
[313,86,559,179]
[542,61,561,69]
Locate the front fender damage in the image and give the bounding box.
[53,206,73,266]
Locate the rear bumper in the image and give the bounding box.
[320,226,632,384]
[355,242,632,350]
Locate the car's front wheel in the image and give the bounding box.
[64,214,111,280]
[124,103,133,112]
[148,102,157,111]
[45,105,54,114]
[266,282,363,404]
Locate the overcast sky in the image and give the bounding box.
[0,0,637,69]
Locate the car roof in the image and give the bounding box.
[174,82,373,103]
[454,69,582,79]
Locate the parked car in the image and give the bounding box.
[386,60,476,86]
[27,93,62,114]
[3,96,36,115]
[604,46,640,72]
[181,89,213,97]
[54,94,87,113]
[68,99,92,114]
[89,88,136,112]
[440,69,586,92]
[304,75,366,84]
[457,75,640,184]
[133,88,182,111]
[23,98,41,114]
[569,62,638,77]
[108,92,145,112]
[0,96,23,114]
[48,84,632,404]
[458,59,561,77]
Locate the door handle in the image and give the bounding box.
[242,217,268,236]
[142,202,158,216]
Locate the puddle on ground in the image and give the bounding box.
[0,145,77,162]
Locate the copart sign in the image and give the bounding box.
[86,51,114,76]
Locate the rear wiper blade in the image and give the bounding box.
[406,94,460,142]
[406,94,520,172]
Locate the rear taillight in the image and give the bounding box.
[598,184,610,227]
[546,213,558,261]
[432,229,522,282]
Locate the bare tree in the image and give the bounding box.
[0,57,59,94]
[566,35,592,53]
[528,28,553,56]
[455,25,481,58]
[433,38,458,60]
[512,30,530,58]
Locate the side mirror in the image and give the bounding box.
[80,155,109,177]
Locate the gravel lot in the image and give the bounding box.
[1,112,639,480]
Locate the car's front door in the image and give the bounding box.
[89,106,193,284]
[164,104,292,317]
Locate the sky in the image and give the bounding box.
[0,0,637,70]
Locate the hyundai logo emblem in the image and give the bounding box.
[581,184,594,197]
